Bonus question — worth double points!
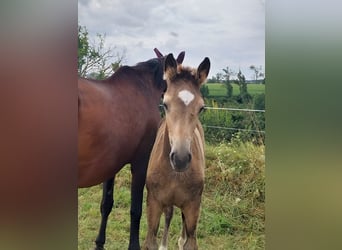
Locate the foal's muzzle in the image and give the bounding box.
[170,151,191,172]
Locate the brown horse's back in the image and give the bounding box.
[78,76,160,187]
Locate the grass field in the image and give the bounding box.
[206,83,265,97]
[78,141,265,249]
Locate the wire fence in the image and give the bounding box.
[205,106,265,113]
[203,125,265,134]
[160,105,266,141]
[203,106,265,134]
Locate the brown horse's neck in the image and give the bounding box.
[129,60,166,106]
[142,72,165,106]
[105,65,165,107]
[138,62,165,104]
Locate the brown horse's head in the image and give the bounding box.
[162,53,210,171]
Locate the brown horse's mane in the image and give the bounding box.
[106,58,166,91]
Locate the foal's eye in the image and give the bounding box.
[199,106,206,114]
[163,102,168,111]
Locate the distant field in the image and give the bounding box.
[206,83,265,97]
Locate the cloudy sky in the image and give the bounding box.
[78,0,264,79]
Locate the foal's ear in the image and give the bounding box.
[197,57,210,85]
[176,51,185,64]
[164,53,177,81]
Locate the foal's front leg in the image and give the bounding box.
[143,194,163,250]
[178,212,187,250]
[160,206,174,250]
[179,201,201,250]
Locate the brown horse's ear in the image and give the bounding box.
[176,51,185,64]
[154,48,163,58]
[197,57,210,85]
[164,53,177,81]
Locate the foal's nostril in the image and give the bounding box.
[170,152,176,162]
[188,153,192,162]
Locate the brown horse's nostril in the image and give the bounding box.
[188,153,192,162]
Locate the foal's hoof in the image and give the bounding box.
[94,246,105,250]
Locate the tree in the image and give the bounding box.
[78,25,126,79]
[236,69,251,102]
[249,65,264,84]
[215,72,223,83]
[222,66,235,82]
[222,66,234,98]
[237,70,246,95]
[200,84,209,98]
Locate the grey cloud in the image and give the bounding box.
[170,32,178,37]
[79,0,264,78]
[78,0,91,6]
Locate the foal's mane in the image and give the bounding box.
[166,65,198,86]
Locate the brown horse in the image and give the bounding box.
[78,49,185,250]
[144,54,210,250]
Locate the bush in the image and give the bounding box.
[204,140,265,240]
[253,93,265,110]
[200,84,210,98]
[200,99,265,144]
[200,100,234,143]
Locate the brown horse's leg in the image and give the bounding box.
[129,161,148,250]
[160,206,174,249]
[95,177,115,250]
[180,201,201,250]
[144,194,163,250]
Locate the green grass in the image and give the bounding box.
[206,83,265,97]
[78,141,265,250]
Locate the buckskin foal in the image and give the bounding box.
[144,53,210,250]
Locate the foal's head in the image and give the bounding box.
[162,54,210,172]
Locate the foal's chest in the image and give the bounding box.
[147,170,204,207]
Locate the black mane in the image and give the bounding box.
[108,58,166,92]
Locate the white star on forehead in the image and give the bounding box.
[178,90,194,106]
